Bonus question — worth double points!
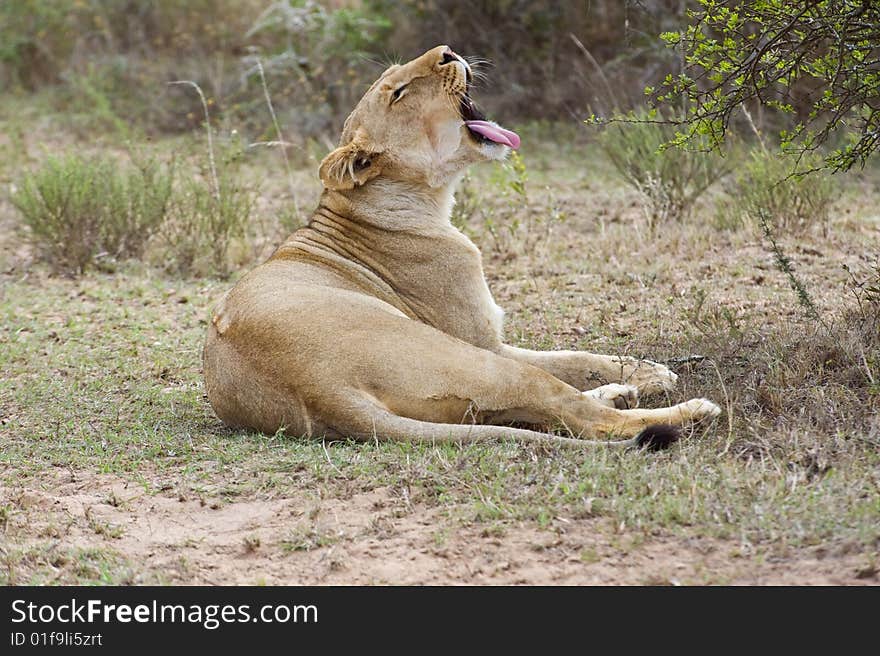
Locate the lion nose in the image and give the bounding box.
[440,48,458,65]
[439,47,471,83]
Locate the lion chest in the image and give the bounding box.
[392,232,504,350]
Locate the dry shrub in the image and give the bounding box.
[596,111,729,226]
[11,153,173,275]
[718,149,834,232]
[11,154,105,275]
[753,313,879,429]
[156,148,257,278]
[100,154,175,260]
[665,289,880,465]
[11,140,254,279]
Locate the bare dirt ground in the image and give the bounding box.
[3,470,875,586]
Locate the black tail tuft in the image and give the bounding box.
[634,424,680,451]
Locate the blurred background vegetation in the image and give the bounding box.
[0,0,733,141]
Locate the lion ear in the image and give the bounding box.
[319,132,382,191]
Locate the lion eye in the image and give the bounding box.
[391,85,408,104]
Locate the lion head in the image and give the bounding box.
[319,45,520,191]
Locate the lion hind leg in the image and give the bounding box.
[332,395,643,450]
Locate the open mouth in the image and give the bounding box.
[459,93,520,149]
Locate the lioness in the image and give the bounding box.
[204,46,720,450]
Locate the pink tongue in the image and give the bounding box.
[465,120,521,149]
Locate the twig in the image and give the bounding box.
[757,209,824,325]
[168,80,219,202]
[248,140,296,148]
[740,102,768,153]
[706,358,734,457]
[664,355,707,366]
[569,33,620,111]
[321,439,347,479]
[254,58,300,218]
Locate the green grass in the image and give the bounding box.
[1,544,139,585]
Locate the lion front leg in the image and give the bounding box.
[498,345,678,395]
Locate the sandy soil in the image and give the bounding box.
[3,471,876,586]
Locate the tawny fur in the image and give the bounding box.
[203,46,721,450]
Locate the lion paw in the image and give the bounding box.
[584,383,639,410]
[680,398,721,422]
[616,357,678,395]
